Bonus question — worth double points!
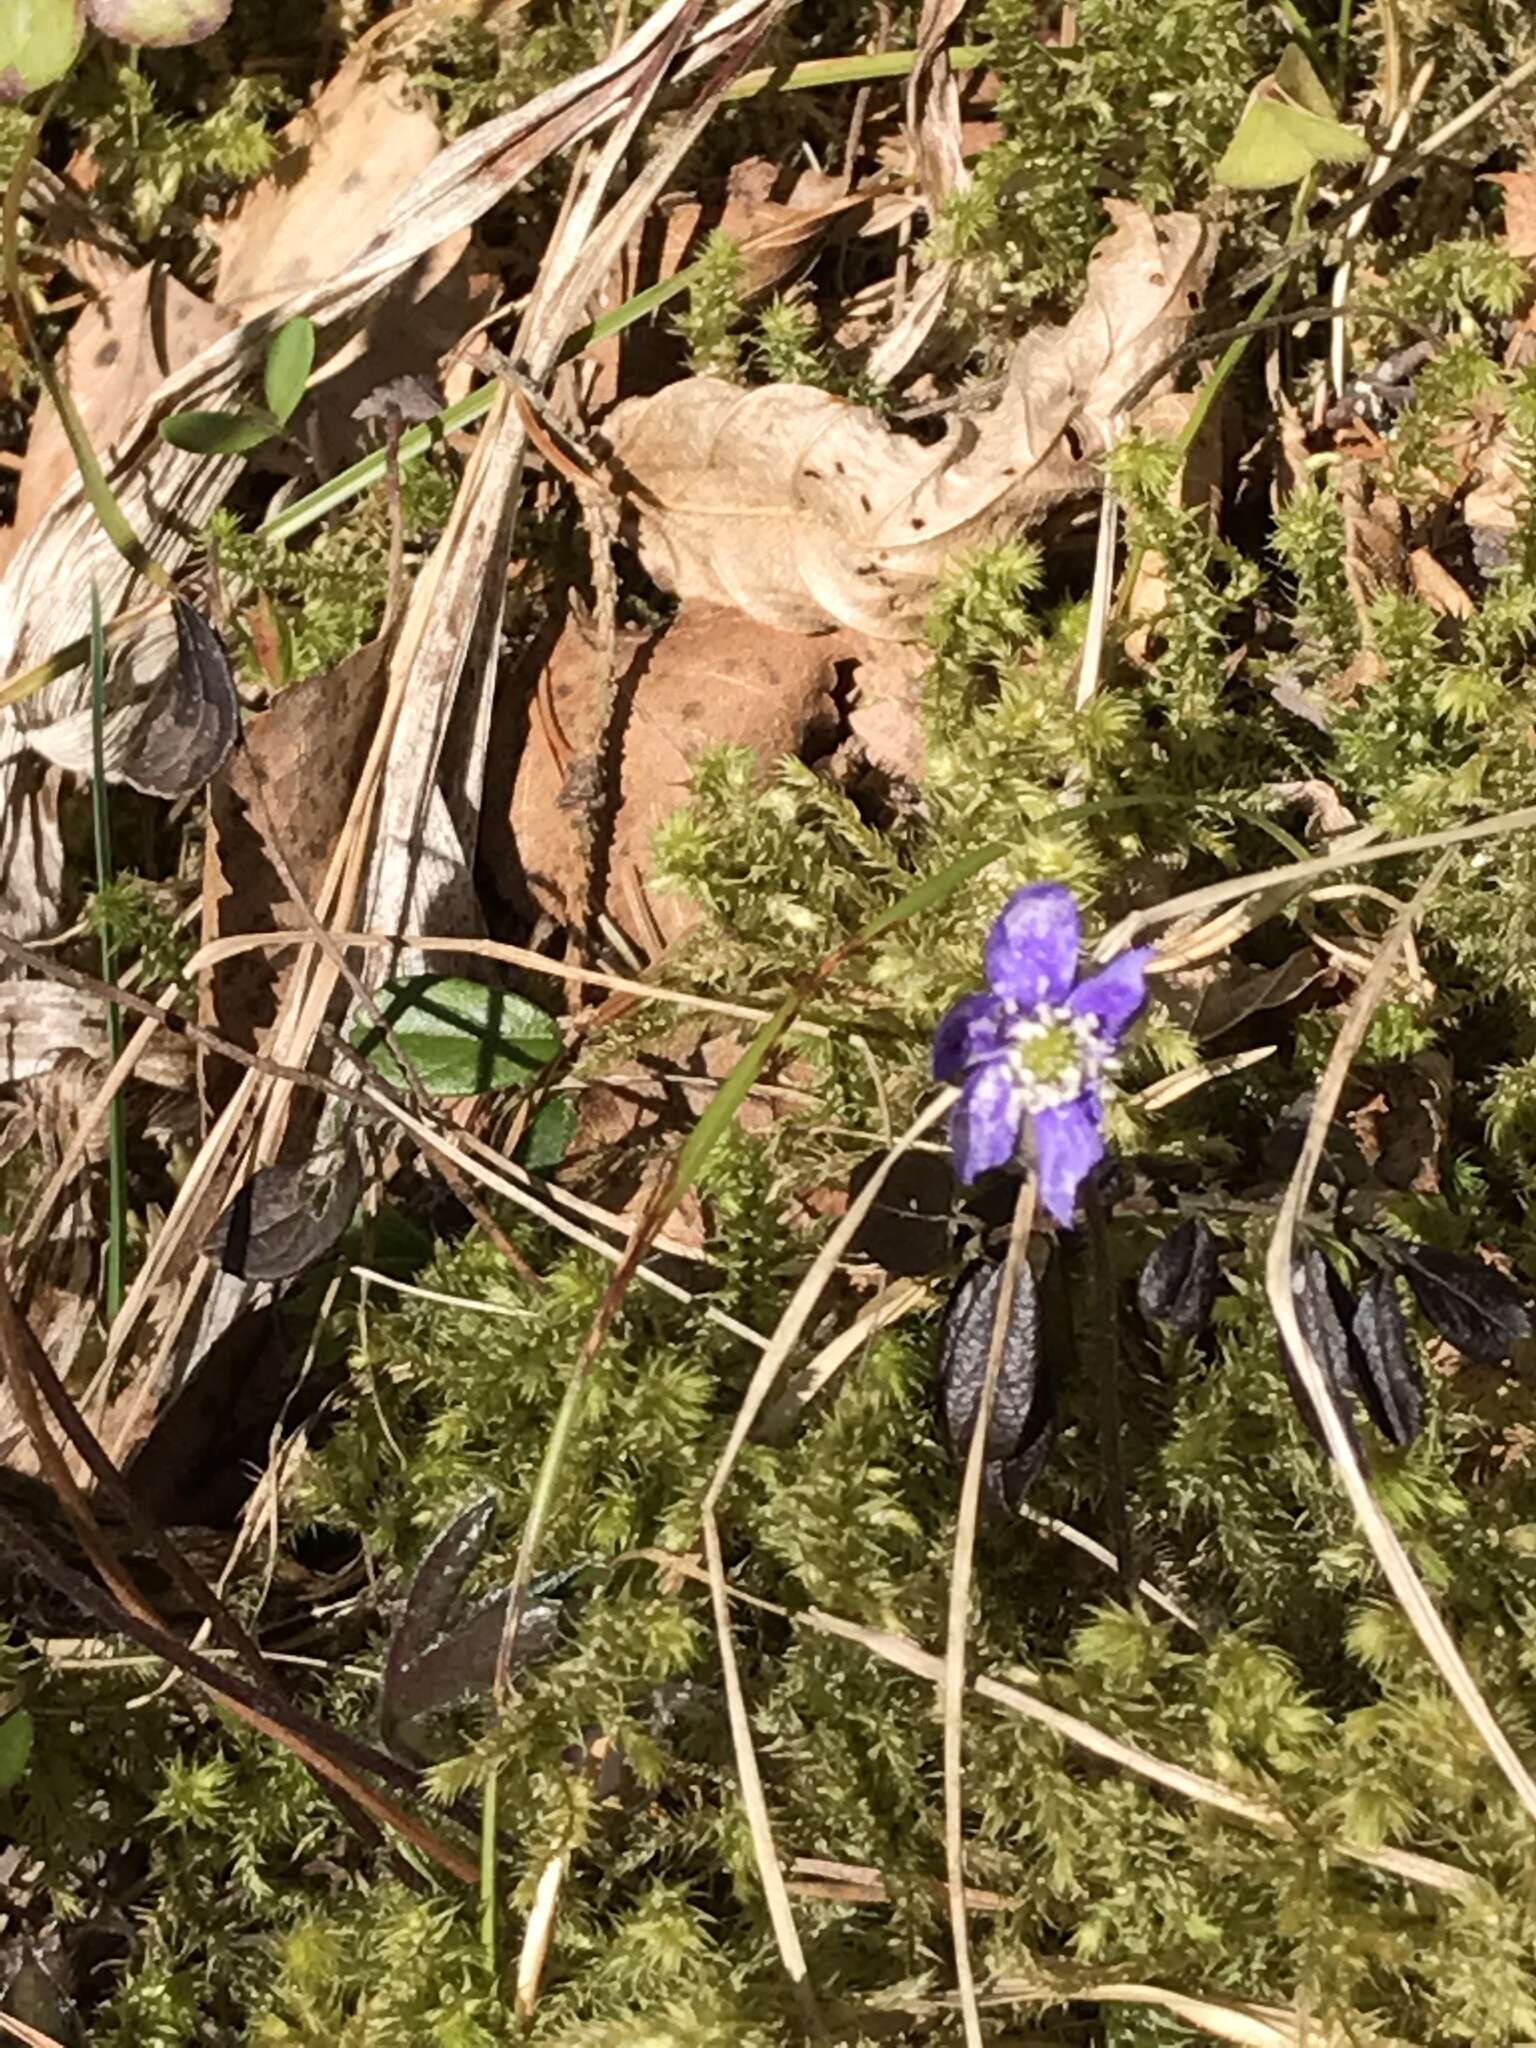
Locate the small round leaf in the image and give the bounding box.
[0,0,83,102]
[86,0,230,46]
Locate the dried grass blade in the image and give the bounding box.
[1263,856,1536,1827]
[642,1555,1477,1897]
[944,1182,1034,2044]
[701,1510,820,2029]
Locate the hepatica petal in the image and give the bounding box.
[1033,1092,1105,1227]
[984,884,1080,1007]
[932,992,1007,1082]
[1068,947,1154,1042]
[951,1059,1023,1185]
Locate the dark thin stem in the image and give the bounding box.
[0,1491,437,1805]
[1081,1176,1135,1604]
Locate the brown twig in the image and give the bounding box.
[0,1494,478,1883]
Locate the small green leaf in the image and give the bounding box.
[1213,45,1369,190]
[1273,42,1337,121]
[0,1709,33,1791]
[263,316,316,428]
[517,1094,577,1173]
[159,409,276,456]
[0,0,83,101]
[354,978,560,1096]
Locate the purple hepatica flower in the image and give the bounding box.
[933,883,1153,1228]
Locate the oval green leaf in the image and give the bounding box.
[0,1708,33,1791]
[354,977,561,1096]
[263,316,316,428]
[517,1093,577,1173]
[0,0,83,101]
[159,409,276,455]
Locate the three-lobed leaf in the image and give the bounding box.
[1213,43,1369,190]
[1138,1216,1220,1336]
[353,977,560,1097]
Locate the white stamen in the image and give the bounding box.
[1005,1002,1115,1113]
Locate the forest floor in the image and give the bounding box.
[5,3,1536,2044]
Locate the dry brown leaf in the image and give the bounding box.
[213,49,489,465]
[0,984,189,1085]
[1183,951,1327,1043]
[4,266,232,568]
[199,638,387,1093]
[1337,458,1407,633]
[1408,546,1475,618]
[1358,1052,1451,1193]
[215,53,446,318]
[837,634,929,787]
[1464,433,1524,539]
[505,604,841,949]
[605,203,1214,639]
[1490,169,1536,262]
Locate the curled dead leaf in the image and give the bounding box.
[604,204,1215,638]
[117,599,238,798]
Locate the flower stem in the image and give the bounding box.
[1081,1173,1134,1601]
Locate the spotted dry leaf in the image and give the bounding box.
[604,203,1216,639]
[505,603,842,949]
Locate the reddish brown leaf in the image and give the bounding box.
[505,604,841,952]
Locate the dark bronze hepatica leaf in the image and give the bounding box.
[381,1496,560,1755]
[202,1146,362,1282]
[1388,1241,1533,1365]
[1137,1216,1220,1336]
[1350,1270,1423,1447]
[938,1256,1041,1466]
[1284,1247,1363,1455]
[119,598,238,798]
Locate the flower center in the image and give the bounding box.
[1006,1003,1111,1112]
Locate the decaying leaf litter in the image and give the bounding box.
[9,2,1536,2041]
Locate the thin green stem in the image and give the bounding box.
[480,1763,500,1981]
[2,104,171,593]
[1335,0,1355,92]
[1173,178,1313,467]
[88,587,127,1324]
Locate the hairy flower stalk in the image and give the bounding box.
[932,883,1152,1225]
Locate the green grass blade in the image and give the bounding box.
[480,1761,500,1980]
